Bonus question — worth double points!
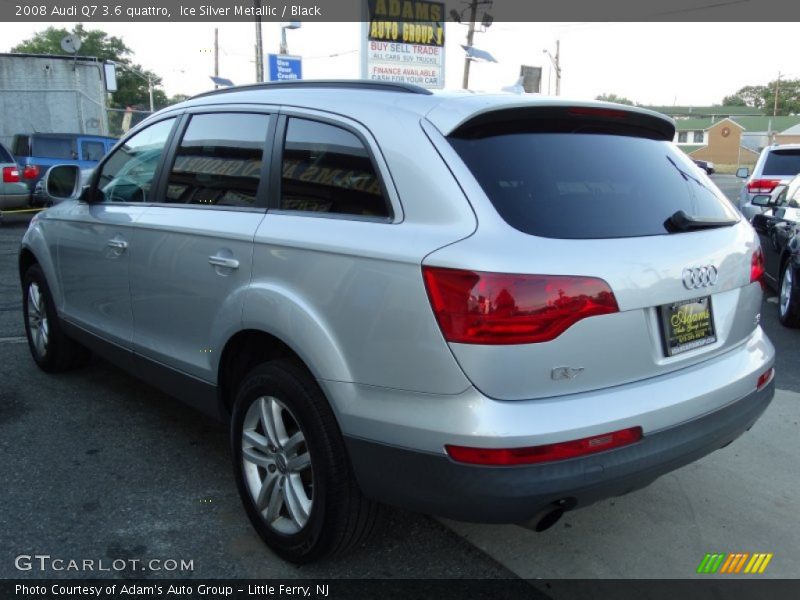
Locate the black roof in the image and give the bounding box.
[191,79,434,100]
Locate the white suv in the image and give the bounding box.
[738,144,800,220]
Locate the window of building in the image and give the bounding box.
[678,132,688,143]
[693,131,704,143]
[280,118,391,218]
[165,113,269,207]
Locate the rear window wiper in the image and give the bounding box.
[664,210,737,233]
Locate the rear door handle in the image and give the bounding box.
[107,238,128,251]
[208,256,240,269]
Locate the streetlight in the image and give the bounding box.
[280,21,301,55]
[109,60,155,112]
[542,40,561,96]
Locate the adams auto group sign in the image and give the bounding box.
[361,0,446,89]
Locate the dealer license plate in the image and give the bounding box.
[659,296,716,356]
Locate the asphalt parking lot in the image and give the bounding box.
[1,175,798,580]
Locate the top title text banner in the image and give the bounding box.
[4,0,800,22]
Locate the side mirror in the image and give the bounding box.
[736,167,750,178]
[751,194,771,207]
[44,165,81,201]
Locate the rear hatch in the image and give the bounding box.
[422,104,763,400]
[748,147,800,196]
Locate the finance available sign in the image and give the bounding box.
[361,0,445,89]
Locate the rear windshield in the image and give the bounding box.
[762,149,800,176]
[31,136,76,160]
[0,143,12,163]
[449,132,738,239]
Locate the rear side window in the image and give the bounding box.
[449,132,738,239]
[0,143,12,163]
[81,140,106,161]
[165,113,269,208]
[32,135,75,160]
[280,118,390,218]
[762,149,800,176]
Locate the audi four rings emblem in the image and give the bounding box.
[682,265,718,289]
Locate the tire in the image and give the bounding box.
[230,360,379,563]
[778,262,800,327]
[22,263,91,372]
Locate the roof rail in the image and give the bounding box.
[191,79,434,100]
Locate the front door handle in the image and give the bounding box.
[208,256,240,269]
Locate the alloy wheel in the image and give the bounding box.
[241,396,313,535]
[27,282,49,358]
[780,267,793,318]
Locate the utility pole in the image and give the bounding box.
[554,39,561,96]
[773,71,782,117]
[254,0,264,82]
[461,0,478,89]
[543,40,562,96]
[214,28,219,89]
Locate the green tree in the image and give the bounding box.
[11,25,168,111]
[595,93,634,105]
[722,79,800,115]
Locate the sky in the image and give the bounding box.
[2,21,798,105]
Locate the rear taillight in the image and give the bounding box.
[422,266,619,345]
[751,247,765,284]
[445,426,643,466]
[746,178,780,194]
[756,367,774,391]
[22,165,40,180]
[2,166,20,183]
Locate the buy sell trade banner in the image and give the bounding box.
[361,0,446,89]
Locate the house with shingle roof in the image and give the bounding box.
[671,114,800,165]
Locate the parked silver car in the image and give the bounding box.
[19,81,775,563]
[1,141,29,211]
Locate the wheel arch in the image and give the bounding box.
[217,329,325,420]
[18,246,38,282]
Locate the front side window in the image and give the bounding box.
[97,118,175,203]
[165,113,269,207]
[280,118,390,218]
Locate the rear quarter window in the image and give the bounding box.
[0,143,12,163]
[449,131,738,239]
[32,136,76,160]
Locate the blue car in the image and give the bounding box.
[12,133,116,203]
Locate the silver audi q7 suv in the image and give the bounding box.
[19,81,775,563]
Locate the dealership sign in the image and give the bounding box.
[267,54,302,81]
[361,0,445,89]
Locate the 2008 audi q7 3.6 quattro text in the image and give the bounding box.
[19,81,775,563]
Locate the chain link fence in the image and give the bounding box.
[107,107,153,138]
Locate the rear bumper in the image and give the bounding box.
[346,380,774,523]
[0,192,30,211]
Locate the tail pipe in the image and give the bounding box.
[521,498,576,532]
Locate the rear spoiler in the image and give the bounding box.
[426,97,675,141]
